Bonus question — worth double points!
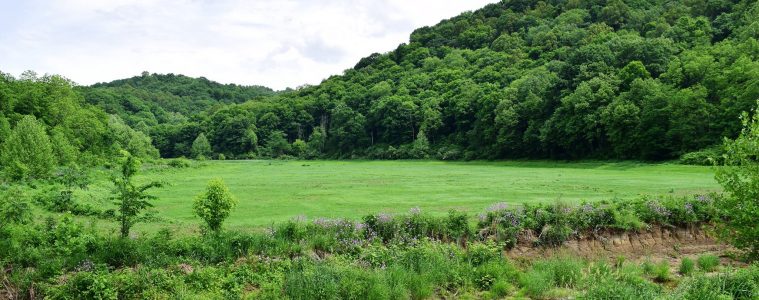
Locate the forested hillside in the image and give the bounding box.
[80,73,275,128]
[128,0,758,160]
[0,71,158,180]
[4,0,759,162]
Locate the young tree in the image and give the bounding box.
[191,133,212,159]
[50,127,79,166]
[715,103,759,259]
[307,127,326,156]
[111,152,162,238]
[265,131,291,158]
[193,178,237,233]
[291,139,307,158]
[410,130,431,158]
[0,115,56,180]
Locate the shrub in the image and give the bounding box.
[679,258,695,276]
[0,186,32,227]
[48,270,117,300]
[652,261,671,282]
[193,178,238,233]
[641,260,656,276]
[715,106,759,259]
[166,158,191,168]
[697,254,720,272]
[679,146,723,166]
[446,210,471,243]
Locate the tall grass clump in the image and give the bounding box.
[679,258,695,276]
[670,265,759,300]
[697,254,720,272]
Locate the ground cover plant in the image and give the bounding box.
[0,193,756,299]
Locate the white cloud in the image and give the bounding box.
[0,0,497,90]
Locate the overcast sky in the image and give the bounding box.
[0,0,496,90]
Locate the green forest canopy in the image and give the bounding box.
[3,0,759,168]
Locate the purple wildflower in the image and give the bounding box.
[695,194,712,204]
[487,202,509,212]
[409,207,421,215]
[647,201,671,217]
[684,202,694,215]
[377,213,393,223]
[478,213,488,222]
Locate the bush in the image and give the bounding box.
[697,254,720,272]
[166,158,191,168]
[193,178,238,233]
[679,258,695,276]
[652,261,671,282]
[679,146,724,166]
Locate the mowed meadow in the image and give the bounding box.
[88,160,721,230]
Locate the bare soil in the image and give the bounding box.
[507,225,740,267]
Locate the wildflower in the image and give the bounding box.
[487,202,509,212]
[695,194,712,204]
[478,213,488,222]
[377,213,393,223]
[409,207,421,215]
[684,202,694,215]
[647,201,671,217]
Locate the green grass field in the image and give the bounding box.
[88,160,721,231]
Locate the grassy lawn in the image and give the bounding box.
[83,160,720,231]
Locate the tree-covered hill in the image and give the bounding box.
[155,0,757,160]
[0,71,158,180]
[6,0,759,161]
[79,72,275,128]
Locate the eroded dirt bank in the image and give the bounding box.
[507,225,738,266]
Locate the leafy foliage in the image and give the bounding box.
[193,178,238,233]
[111,152,163,238]
[0,115,56,179]
[716,102,759,259]
[191,133,212,159]
[29,0,751,161]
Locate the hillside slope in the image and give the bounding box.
[87,0,759,160]
[80,73,275,128]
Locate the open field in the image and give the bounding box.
[88,160,721,230]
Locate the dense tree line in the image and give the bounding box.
[80,0,759,160]
[7,0,759,162]
[0,72,158,180]
[80,72,275,129]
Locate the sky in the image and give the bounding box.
[0,0,497,90]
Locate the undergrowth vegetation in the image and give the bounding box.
[1,191,755,299]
